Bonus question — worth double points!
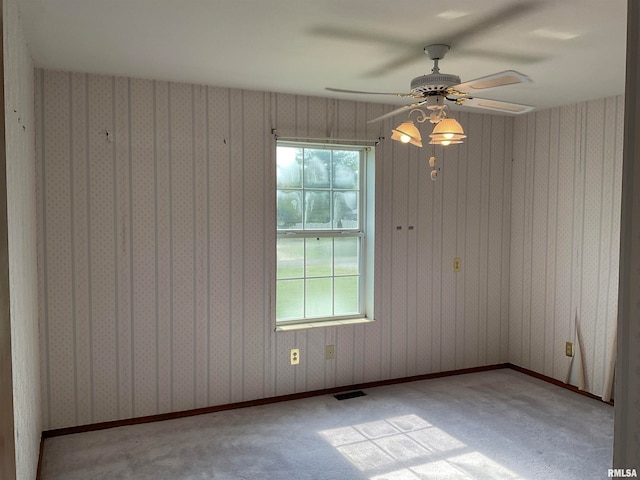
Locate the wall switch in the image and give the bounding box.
[454,258,461,272]
[565,342,573,357]
[290,348,300,365]
[326,345,335,360]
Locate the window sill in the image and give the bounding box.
[275,317,375,332]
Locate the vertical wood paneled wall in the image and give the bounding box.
[4,0,41,477]
[510,96,623,397]
[36,69,513,430]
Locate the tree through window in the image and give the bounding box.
[276,143,373,325]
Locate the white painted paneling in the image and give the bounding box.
[543,108,559,376]
[454,113,469,369]
[509,116,526,367]
[114,77,133,420]
[4,0,40,477]
[390,143,409,379]
[168,83,194,412]
[155,80,173,414]
[69,72,92,426]
[500,119,513,361]
[87,74,119,423]
[478,116,492,366]
[553,105,578,378]
[529,110,549,375]
[207,86,232,407]
[406,141,419,376]
[487,116,508,366]
[37,70,514,429]
[130,78,157,417]
[440,129,459,372]
[510,96,623,397]
[462,114,483,368]
[193,84,209,409]
[42,70,75,427]
[242,89,268,400]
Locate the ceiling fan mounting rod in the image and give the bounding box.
[424,44,450,75]
[424,44,450,60]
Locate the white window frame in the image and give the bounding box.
[275,141,375,330]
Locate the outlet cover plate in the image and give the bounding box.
[291,348,300,365]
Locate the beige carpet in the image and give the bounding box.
[40,369,614,479]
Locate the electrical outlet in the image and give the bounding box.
[326,345,335,360]
[290,348,300,365]
[565,342,573,357]
[454,258,461,272]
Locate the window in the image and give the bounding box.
[276,143,374,328]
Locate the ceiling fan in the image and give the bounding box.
[327,44,534,124]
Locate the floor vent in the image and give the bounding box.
[334,391,366,401]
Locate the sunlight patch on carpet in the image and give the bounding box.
[319,413,522,479]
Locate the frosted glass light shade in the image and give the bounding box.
[429,118,466,146]
[391,121,423,147]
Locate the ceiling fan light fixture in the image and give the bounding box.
[429,118,466,146]
[391,121,423,147]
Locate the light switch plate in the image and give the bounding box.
[454,258,461,272]
[326,345,335,360]
[565,342,573,357]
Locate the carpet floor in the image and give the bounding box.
[40,369,614,479]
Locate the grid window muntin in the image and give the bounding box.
[277,145,361,232]
[276,143,367,324]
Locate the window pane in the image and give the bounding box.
[277,146,302,188]
[304,191,331,229]
[333,150,359,189]
[277,190,302,229]
[333,191,358,229]
[304,149,331,188]
[276,143,370,324]
[334,237,359,275]
[334,276,359,315]
[277,238,304,279]
[305,237,332,277]
[277,279,304,320]
[306,278,332,317]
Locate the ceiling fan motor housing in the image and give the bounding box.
[410,73,461,96]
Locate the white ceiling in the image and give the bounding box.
[16,0,628,114]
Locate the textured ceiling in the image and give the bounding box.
[17,0,627,115]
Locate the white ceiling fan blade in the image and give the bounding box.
[326,87,417,98]
[453,70,531,94]
[366,100,428,123]
[456,96,534,114]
